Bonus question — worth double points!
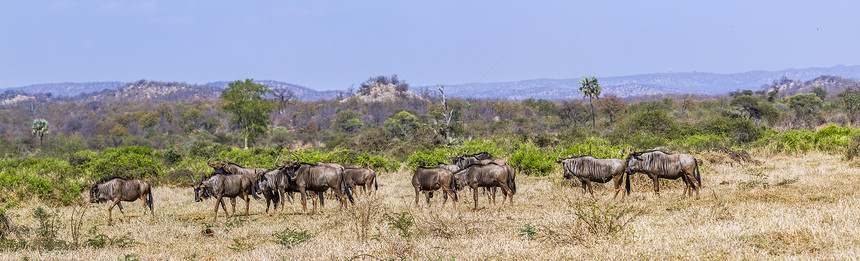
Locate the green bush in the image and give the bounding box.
[83,146,163,180]
[510,142,555,176]
[406,148,454,171]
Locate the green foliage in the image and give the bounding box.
[31,119,50,146]
[510,142,555,176]
[272,227,315,248]
[518,223,537,240]
[838,88,860,123]
[698,116,764,144]
[163,147,182,165]
[384,111,421,137]
[0,158,86,206]
[812,87,827,100]
[220,79,276,149]
[406,148,453,170]
[844,134,860,161]
[382,212,413,239]
[730,95,780,123]
[83,146,163,180]
[85,226,140,249]
[333,110,363,132]
[788,93,823,118]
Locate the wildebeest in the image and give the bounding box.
[207,158,265,191]
[556,155,627,200]
[625,150,702,199]
[192,173,261,221]
[89,177,153,223]
[343,166,378,195]
[438,162,459,173]
[452,163,515,210]
[279,154,354,214]
[412,167,458,209]
[259,167,322,214]
[450,153,516,203]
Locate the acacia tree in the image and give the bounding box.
[220,79,275,149]
[32,118,49,147]
[578,76,601,128]
[595,94,626,126]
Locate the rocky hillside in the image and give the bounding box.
[7,82,125,97]
[347,82,424,102]
[204,80,343,101]
[770,75,860,99]
[76,80,220,102]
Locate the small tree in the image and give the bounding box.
[595,94,626,125]
[220,79,275,149]
[788,93,823,128]
[578,76,601,128]
[32,119,50,147]
[384,111,420,138]
[838,88,860,125]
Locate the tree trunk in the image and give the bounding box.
[589,97,596,128]
[244,129,249,150]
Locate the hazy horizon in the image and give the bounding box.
[3,1,859,90]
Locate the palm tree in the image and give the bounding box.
[578,76,601,128]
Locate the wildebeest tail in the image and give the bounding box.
[625,171,631,195]
[694,157,702,188]
[147,189,154,214]
[341,173,355,204]
[372,170,378,191]
[508,168,517,195]
[448,178,458,201]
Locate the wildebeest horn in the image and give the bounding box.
[557,152,563,159]
[274,155,281,166]
[207,158,213,166]
[190,174,197,184]
[289,151,299,162]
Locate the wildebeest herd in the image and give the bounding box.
[88,150,701,222]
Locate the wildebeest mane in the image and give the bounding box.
[93,176,126,186]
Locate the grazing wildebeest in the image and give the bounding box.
[438,162,459,173]
[280,154,354,214]
[625,150,702,199]
[451,153,516,203]
[192,173,261,221]
[412,167,458,209]
[343,166,378,195]
[556,155,627,200]
[207,158,265,191]
[89,177,153,223]
[452,163,515,210]
[258,168,283,214]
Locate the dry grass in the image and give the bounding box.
[3,151,860,260]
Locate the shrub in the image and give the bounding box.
[406,148,454,171]
[510,142,555,176]
[273,227,315,248]
[84,146,163,180]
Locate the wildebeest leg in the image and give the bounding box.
[243,194,250,217]
[414,186,420,207]
[612,174,625,201]
[426,191,432,207]
[650,175,660,198]
[213,196,223,222]
[580,179,588,195]
[298,188,309,214]
[685,172,700,200]
[318,191,327,212]
[587,181,595,198]
[107,199,121,223]
[499,183,514,205]
[229,198,237,218]
[473,186,479,210]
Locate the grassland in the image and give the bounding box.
[2,151,860,260]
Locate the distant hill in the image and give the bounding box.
[7,82,125,97]
[770,75,860,99]
[75,80,220,102]
[415,65,860,100]
[7,65,860,101]
[204,80,343,101]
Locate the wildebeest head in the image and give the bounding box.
[207,158,232,175]
[191,175,211,202]
[625,152,646,173]
[556,153,580,179]
[278,152,301,181]
[89,184,106,203]
[452,168,469,191]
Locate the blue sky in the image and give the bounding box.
[2,1,859,90]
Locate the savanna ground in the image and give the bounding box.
[3,151,860,260]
